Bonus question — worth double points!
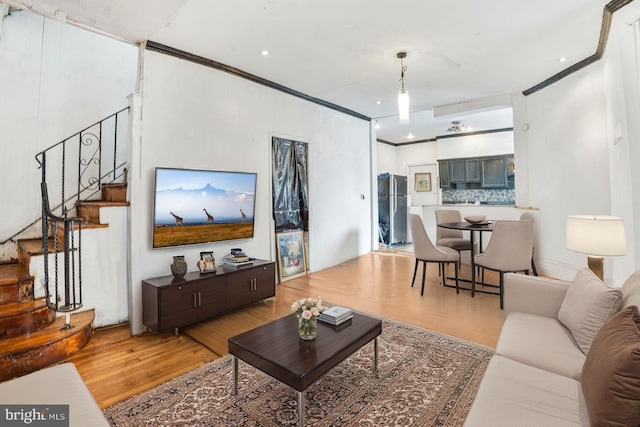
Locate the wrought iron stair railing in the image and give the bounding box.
[34,107,129,328]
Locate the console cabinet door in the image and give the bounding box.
[226,269,254,309]
[226,263,276,309]
[158,282,198,331]
[251,263,276,302]
[196,276,227,320]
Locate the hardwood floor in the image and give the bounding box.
[68,251,504,409]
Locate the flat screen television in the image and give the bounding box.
[152,167,257,248]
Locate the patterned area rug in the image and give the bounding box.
[104,319,493,426]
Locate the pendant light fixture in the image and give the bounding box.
[397,52,410,125]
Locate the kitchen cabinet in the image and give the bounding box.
[440,155,513,189]
[481,157,508,188]
[450,160,466,183]
[438,161,450,188]
[465,159,481,182]
[142,259,275,333]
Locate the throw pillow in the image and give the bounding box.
[621,270,640,309]
[558,268,622,354]
[581,306,640,426]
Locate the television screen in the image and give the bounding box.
[152,167,257,248]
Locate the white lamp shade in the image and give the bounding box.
[398,89,410,125]
[566,215,627,256]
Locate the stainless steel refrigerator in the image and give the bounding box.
[378,174,408,245]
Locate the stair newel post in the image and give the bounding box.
[39,156,51,308]
[62,207,71,313]
[98,120,103,196]
[113,113,118,181]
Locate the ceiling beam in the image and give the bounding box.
[523,0,634,96]
[145,40,371,123]
[433,94,514,119]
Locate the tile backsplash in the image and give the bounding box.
[442,189,515,205]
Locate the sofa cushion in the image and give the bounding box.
[558,268,622,354]
[621,270,640,309]
[496,312,586,380]
[463,355,589,427]
[0,363,109,426]
[581,306,640,426]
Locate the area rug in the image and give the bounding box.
[104,319,493,426]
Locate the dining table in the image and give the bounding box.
[437,221,495,293]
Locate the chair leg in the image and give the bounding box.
[471,260,476,298]
[411,259,418,287]
[420,261,427,296]
[531,258,538,276]
[499,272,504,309]
[454,261,459,294]
[440,263,446,286]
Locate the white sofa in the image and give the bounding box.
[464,269,640,427]
[0,362,109,426]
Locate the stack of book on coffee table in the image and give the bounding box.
[318,306,353,326]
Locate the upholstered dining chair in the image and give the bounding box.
[435,209,473,254]
[472,220,533,309]
[409,214,460,296]
[519,211,539,276]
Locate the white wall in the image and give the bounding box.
[512,1,640,284]
[376,142,396,174]
[128,50,372,334]
[603,5,640,279]
[437,131,514,159]
[0,9,137,326]
[0,10,137,252]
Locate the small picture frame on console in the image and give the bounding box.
[198,251,216,274]
[275,230,307,282]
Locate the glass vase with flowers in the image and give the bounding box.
[291,297,325,340]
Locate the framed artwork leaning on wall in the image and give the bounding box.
[275,230,307,282]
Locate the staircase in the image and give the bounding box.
[0,108,130,382]
[0,184,128,381]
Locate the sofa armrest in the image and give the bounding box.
[503,273,570,320]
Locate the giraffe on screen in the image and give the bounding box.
[169,211,183,226]
[240,209,247,223]
[203,208,214,223]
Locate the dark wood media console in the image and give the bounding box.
[142,259,275,333]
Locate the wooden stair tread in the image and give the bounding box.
[0,263,29,285]
[0,310,94,355]
[17,238,58,257]
[78,200,130,208]
[52,219,108,230]
[0,299,48,317]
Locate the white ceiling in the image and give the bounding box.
[8,0,611,143]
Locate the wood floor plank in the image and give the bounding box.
[67,252,505,409]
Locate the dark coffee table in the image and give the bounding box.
[228,312,382,426]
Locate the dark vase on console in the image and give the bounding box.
[170,255,187,278]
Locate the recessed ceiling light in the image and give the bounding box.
[261,50,270,56]
[407,133,415,139]
[558,57,567,62]
[376,100,381,105]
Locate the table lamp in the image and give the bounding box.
[566,215,627,280]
